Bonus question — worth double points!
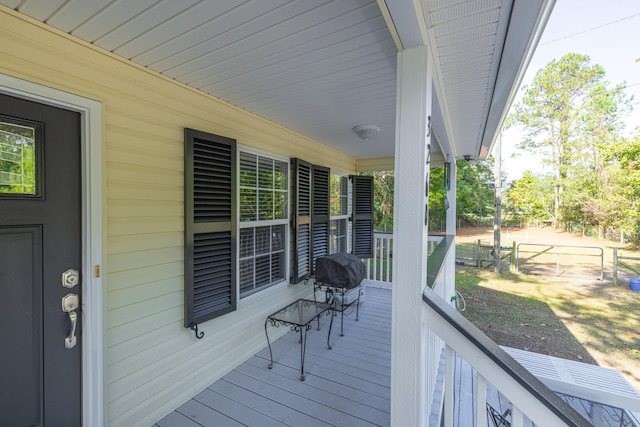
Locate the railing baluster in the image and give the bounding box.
[511,405,524,427]
[445,345,455,427]
[385,237,391,281]
[476,373,487,427]
[373,235,379,281]
[363,233,443,285]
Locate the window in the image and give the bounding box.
[0,117,42,197]
[329,174,349,254]
[184,129,374,326]
[238,150,288,297]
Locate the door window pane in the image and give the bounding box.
[0,121,37,195]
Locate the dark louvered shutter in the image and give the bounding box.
[311,165,329,272]
[185,128,236,327]
[291,159,312,283]
[351,175,374,258]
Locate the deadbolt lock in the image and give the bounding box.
[62,269,80,288]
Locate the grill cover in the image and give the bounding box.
[315,253,366,289]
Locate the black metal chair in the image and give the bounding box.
[487,402,512,427]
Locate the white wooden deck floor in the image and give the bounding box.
[156,285,639,427]
[156,286,392,427]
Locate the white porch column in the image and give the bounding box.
[391,45,432,427]
[446,160,457,236]
[445,159,457,300]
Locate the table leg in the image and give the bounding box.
[299,327,307,381]
[265,319,274,370]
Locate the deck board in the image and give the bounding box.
[158,286,392,426]
[158,285,638,426]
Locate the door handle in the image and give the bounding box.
[65,311,77,349]
[62,293,79,349]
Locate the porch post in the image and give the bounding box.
[446,160,456,236]
[391,45,432,427]
[445,158,457,306]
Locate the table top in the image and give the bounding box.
[267,299,333,327]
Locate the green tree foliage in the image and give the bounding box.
[361,170,394,232]
[504,171,552,222]
[455,160,495,224]
[0,123,36,194]
[427,159,496,228]
[365,160,496,232]
[599,135,640,242]
[428,166,447,229]
[507,53,632,228]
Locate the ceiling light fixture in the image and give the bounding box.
[352,124,380,141]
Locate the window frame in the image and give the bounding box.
[329,172,350,254]
[237,145,290,299]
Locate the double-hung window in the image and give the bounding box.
[238,149,288,298]
[184,129,373,328]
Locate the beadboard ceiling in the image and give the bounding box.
[0,0,551,162]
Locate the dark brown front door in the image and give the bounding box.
[0,93,82,426]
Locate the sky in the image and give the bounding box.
[500,0,640,182]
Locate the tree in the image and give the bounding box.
[365,160,495,232]
[507,53,632,228]
[504,171,552,223]
[453,160,495,225]
[599,135,640,243]
[361,170,394,232]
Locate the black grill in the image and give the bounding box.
[315,253,366,289]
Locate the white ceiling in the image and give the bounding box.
[0,0,551,161]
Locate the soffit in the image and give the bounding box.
[0,0,548,162]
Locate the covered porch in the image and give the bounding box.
[159,279,640,426]
[157,286,392,427]
[0,1,623,426]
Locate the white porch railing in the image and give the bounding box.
[422,237,592,427]
[363,232,442,286]
[364,233,605,425]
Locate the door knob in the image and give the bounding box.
[62,293,79,349]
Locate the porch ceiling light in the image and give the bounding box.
[352,124,380,141]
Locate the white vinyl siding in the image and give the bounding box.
[0,10,356,427]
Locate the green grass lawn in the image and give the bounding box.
[456,266,640,392]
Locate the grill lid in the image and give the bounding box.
[315,253,366,289]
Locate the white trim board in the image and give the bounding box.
[0,73,104,427]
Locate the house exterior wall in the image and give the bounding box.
[0,8,358,426]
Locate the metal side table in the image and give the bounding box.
[265,299,334,381]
